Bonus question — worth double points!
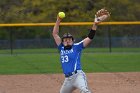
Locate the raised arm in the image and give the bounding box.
[83,8,110,47]
[52,17,62,46]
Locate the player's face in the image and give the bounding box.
[63,38,73,46]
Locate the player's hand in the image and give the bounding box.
[57,16,62,22]
[94,8,110,24]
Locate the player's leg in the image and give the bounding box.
[60,78,76,93]
[74,71,92,93]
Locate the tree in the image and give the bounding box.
[0,0,139,39]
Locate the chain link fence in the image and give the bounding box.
[0,23,140,54]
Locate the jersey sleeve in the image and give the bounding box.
[74,40,85,51]
[58,43,63,51]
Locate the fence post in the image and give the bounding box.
[108,26,112,53]
[9,28,13,55]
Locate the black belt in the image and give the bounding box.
[65,70,78,77]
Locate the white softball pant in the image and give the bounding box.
[60,70,91,93]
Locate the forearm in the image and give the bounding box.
[83,23,97,47]
[52,18,61,46]
[87,23,97,40]
[91,23,97,30]
[52,18,61,36]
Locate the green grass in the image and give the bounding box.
[0,48,58,54]
[82,53,140,72]
[84,48,140,53]
[0,52,140,74]
[0,54,61,74]
[0,48,140,54]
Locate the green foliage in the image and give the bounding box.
[0,0,139,39]
[0,0,139,23]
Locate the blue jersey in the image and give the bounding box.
[58,41,84,75]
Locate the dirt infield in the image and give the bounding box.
[0,72,139,93]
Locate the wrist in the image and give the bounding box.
[92,23,97,30]
[87,29,96,39]
[57,17,62,21]
[57,19,61,22]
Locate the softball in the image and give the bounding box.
[58,12,65,19]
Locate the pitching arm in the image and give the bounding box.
[83,8,110,47]
[52,17,62,46]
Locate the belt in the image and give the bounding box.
[65,70,82,77]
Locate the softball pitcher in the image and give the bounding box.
[52,8,110,93]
